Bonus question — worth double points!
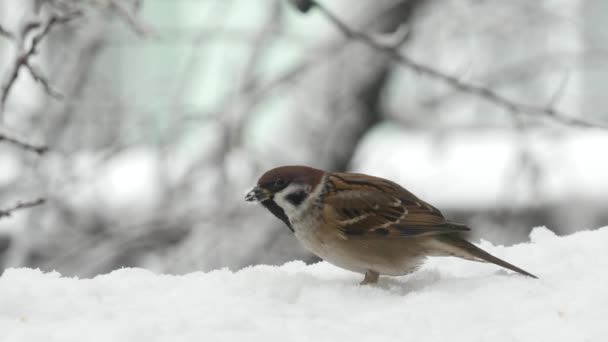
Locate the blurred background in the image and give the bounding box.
[1,0,607,277]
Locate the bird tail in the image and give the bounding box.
[433,233,538,278]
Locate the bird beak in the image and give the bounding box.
[245,185,271,202]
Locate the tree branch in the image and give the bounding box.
[0,198,45,219]
[298,0,608,129]
[0,24,14,40]
[0,131,48,154]
[0,11,81,117]
[106,0,155,37]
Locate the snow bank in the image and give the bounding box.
[0,227,606,342]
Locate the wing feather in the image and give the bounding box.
[325,173,469,239]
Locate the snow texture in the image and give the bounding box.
[0,226,606,342]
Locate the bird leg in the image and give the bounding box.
[360,270,379,285]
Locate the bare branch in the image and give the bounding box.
[546,70,571,110]
[23,62,64,100]
[28,12,81,54]
[20,21,42,40]
[0,11,81,117]
[107,0,155,38]
[0,24,14,40]
[0,132,48,154]
[0,198,46,219]
[304,0,608,130]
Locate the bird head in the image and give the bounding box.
[245,165,325,231]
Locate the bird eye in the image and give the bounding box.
[274,177,287,188]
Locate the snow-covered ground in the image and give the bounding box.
[0,226,606,342]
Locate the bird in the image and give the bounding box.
[245,165,537,284]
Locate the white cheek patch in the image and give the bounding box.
[274,183,320,223]
[274,184,307,215]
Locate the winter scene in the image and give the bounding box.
[0,0,607,341]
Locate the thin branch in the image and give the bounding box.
[107,0,155,37]
[228,0,284,147]
[420,52,575,110]
[0,24,14,40]
[305,0,608,130]
[0,198,46,219]
[0,132,48,154]
[23,62,64,99]
[546,70,571,110]
[20,21,42,41]
[27,12,81,55]
[0,12,80,117]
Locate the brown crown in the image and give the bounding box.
[258,165,325,188]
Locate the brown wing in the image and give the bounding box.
[324,173,469,239]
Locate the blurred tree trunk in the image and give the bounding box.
[270,0,421,172]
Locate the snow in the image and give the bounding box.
[1,226,607,342]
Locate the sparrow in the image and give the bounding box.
[245,165,537,284]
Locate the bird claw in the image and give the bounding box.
[359,270,379,285]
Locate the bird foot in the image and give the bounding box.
[359,270,379,285]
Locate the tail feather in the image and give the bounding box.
[435,234,538,279]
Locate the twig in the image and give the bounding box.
[0,12,80,117]
[0,24,14,40]
[229,0,283,146]
[546,70,571,110]
[303,0,608,130]
[0,132,48,154]
[23,62,64,99]
[0,198,46,219]
[107,0,155,37]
